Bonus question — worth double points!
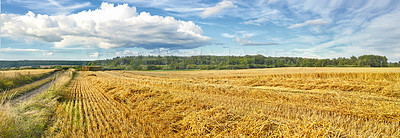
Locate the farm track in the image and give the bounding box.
[49,70,400,137]
[7,71,60,104]
[11,80,53,104]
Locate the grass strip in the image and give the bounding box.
[0,71,58,102]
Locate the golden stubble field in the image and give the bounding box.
[47,67,400,137]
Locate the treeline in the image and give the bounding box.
[0,60,90,69]
[90,55,399,70]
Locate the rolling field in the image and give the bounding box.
[48,68,400,137]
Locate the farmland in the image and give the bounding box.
[47,68,400,137]
[0,69,75,137]
[0,69,55,78]
[0,69,55,92]
[2,0,400,137]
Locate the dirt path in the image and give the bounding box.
[10,71,60,104]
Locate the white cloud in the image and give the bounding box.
[241,9,283,26]
[1,2,211,50]
[293,7,400,62]
[123,50,132,55]
[287,0,342,19]
[231,32,278,46]
[200,1,237,18]
[106,0,282,24]
[235,37,278,46]
[4,0,91,15]
[243,18,268,26]
[89,52,99,58]
[221,33,235,38]
[105,0,206,17]
[42,52,53,56]
[107,0,280,21]
[106,0,202,10]
[0,47,54,56]
[122,49,139,55]
[267,0,280,4]
[287,35,330,45]
[116,49,142,56]
[305,19,329,25]
[289,19,329,29]
[0,47,48,52]
[115,51,122,56]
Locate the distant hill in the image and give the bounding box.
[0,60,90,69]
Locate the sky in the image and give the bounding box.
[1,0,400,62]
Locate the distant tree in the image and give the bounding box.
[276,59,284,67]
[265,57,275,66]
[350,56,357,65]
[83,54,395,71]
[314,60,323,67]
[296,58,302,67]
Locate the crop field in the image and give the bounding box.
[0,69,56,92]
[0,69,55,78]
[48,68,400,137]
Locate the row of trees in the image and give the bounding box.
[90,55,399,70]
[0,61,90,69]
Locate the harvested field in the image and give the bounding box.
[48,68,400,137]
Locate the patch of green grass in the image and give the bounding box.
[0,69,75,137]
[0,87,60,137]
[0,73,56,102]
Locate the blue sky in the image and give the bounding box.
[1,0,400,62]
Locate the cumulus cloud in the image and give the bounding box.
[1,2,211,50]
[289,19,329,29]
[200,1,236,18]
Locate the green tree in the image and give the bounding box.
[276,59,284,67]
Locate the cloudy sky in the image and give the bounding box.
[1,0,400,62]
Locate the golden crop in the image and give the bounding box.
[0,69,55,78]
[48,68,400,137]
